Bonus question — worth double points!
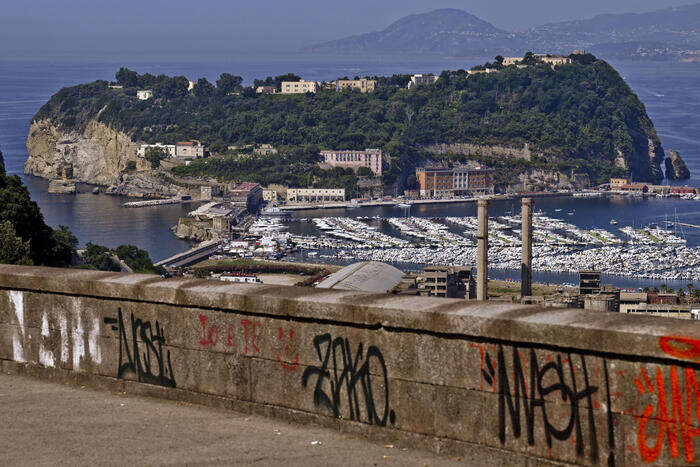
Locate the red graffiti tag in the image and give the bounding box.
[636,365,700,463]
[241,319,261,355]
[660,336,700,361]
[199,314,218,348]
[276,326,299,371]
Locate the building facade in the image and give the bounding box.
[418,266,476,299]
[174,141,205,159]
[280,80,318,94]
[230,182,263,212]
[467,168,495,195]
[320,149,383,176]
[336,78,376,93]
[256,86,277,94]
[407,74,439,89]
[610,178,629,189]
[137,141,205,159]
[262,189,280,203]
[416,167,454,198]
[286,188,345,204]
[136,90,153,100]
[417,166,494,198]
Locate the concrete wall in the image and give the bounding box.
[1,264,699,465]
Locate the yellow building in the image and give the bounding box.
[610,178,629,189]
[336,78,376,93]
[280,80,318,94]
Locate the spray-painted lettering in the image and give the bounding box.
[104,308,176,388]
[302,333,396,427]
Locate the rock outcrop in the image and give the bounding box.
[104,172,190,199]
[665,149,691,180]
[424,142,536,161]
[25,119,148,186]
[47,179,76,194]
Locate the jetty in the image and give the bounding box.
[122,196,192,208]
[155,240,221,269]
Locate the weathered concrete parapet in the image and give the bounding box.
[1,264,699,465]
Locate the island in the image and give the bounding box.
[26,52,669,200]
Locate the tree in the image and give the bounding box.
[216,73,243,95]
[144,146,167,169]
[82,243,120,271]
[114,244,165,274]
[49,225,78,267]
[357,166,373,177]
[115,67,139,87]
[522,51,538,65]
[0,221,33,265]
[193,78,215,97]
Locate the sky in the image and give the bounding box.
[0,0,695,60]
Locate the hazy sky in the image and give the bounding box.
[0,0,694,59]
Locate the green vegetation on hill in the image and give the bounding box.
[0,148,76,267]
[80,242,165,274]
[33,54,665,186]
[0,147,164,273]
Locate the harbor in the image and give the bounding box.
[222,194,700,288]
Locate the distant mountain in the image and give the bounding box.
[307,4,700,59]
[307,9,513,56]
[522,3,700,54]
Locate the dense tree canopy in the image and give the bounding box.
[0,149,75,266]
[33,54,664,185]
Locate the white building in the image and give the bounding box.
[138,141,205,159]
[407,74,439,89]
[320,149,383,176]
[137,90,153,100]
[280,80,318,94]
[286,188,345,204]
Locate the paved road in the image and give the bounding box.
[0,373,462,466]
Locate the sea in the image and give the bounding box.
[0,55,699,287]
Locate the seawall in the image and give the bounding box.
[1,264,699,465]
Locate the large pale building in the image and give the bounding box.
[136,90,153,100]
[502,54,572,67]
[280,80,318,94]
[336,78,376,93]
[407,74,439,89]
[286,188,345,204]
[320,149,383,176]
[137,141,205,159]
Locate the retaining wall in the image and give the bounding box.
[1,265,699,465]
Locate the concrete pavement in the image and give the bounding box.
[0,373,462,466]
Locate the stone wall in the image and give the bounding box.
[1,264,699,465]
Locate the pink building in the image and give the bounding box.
[320,149,383,176]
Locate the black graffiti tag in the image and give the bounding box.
[483,345,610,463]
[302,333,396,426]
[104,308,176,388]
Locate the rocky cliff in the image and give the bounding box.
[665,149,691,180]
[25,120,148,186]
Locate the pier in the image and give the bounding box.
[155,240,221,269]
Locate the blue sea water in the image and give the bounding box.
[0,56,699,275]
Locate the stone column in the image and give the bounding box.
[477,199,488,301]
[521,198,533,298]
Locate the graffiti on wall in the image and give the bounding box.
[8,290,100,370]
[104,308,176,388]
[634,336,700,464]
[471,336,700,465]
[302,333,396,427]
[198,314,299,371]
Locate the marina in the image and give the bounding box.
[233,201,700,286]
